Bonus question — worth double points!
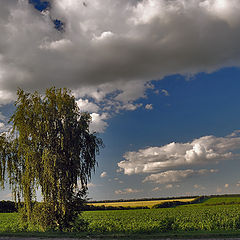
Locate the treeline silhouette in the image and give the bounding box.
[88,194,240,204]
[88,195,198,203]
[82,205,149,211]
[0,201,17,213]
[2,194,240,212]
[152,196,208,209]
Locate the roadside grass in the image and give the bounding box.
[1,230,240,239]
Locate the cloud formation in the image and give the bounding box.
[115,188,142,195]
[1,0,240,106]
[0,122,4,130]
[76,99,100,113]
[143,169,218,184]
[145,104,153,110]
[118,131,240,175]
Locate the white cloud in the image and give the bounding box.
[152,187,161,191]
[194,184,206,190]
[119,103,142,111]
[0,122,5,129]
[115,188,142,195]
[90,113,108,133]
[118,131,240,175]
[1,0,240,105]
[0,121,11,133]
[100,171,107,178]
[165,184,173,189]
[76,98,99,113]
[145,104,153,110]
[143,169,217,184]
[93,31,115,41]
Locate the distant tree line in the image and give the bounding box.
[0,201,17,213]
[88,195,198,204]
[83,205,149,211]
[1,194,240,213]
[88,194,240,204]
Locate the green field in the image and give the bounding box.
[83,204,240,233]
[1,196,240,236]
[203,196,240,205]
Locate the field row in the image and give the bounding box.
[1,203,240,233]
[82,204,240,233]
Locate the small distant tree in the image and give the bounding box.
[0,87,103,231]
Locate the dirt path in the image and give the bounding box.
[0,238,95,240]
[1,238,240,240]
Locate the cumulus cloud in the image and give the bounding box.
[1,0,240,106]
[152,187,161,191]
[76,99,110,132]
[115,188,142,195]
[89,113,108,133]
[0,121,11,133]
[118,103,143,111]
[0,122,4,130]
[194,184,206,190]
[118,131,240,175]
[143,169,217,184]
[145,104,153,110]
[76,98,99,113]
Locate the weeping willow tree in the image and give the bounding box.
[0,87,103,230]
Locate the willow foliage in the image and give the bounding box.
[0,87,103,230]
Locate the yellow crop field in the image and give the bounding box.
[88,198,195,208]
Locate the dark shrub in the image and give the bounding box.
[31,202,58,231]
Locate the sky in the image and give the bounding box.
[1,0,240,201]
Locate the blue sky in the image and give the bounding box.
[88,68,240,200]
[1,0,240,201]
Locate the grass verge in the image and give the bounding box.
[1,230,240,239]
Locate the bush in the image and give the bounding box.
[152,201,184,209]
[191,196,208,204]
[31,202,58,231]
[0,201,17,213]
[71,215,89,232]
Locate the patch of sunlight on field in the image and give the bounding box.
[88,198,195,208]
